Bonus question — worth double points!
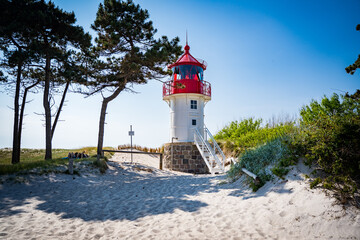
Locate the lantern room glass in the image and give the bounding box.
[172,65,204,81]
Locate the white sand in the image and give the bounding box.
[111,149,161,169]
[0,153,359,240]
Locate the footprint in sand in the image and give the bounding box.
[215,212,223,218]
[152,229,160,233]
[279,211,287,217]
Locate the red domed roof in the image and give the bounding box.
[168,44,207,70]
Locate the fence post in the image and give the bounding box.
[68,158,74,175]
[159,153,163,170]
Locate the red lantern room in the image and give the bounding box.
[163,44,211,99]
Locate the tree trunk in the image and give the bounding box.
[18,81,39,159]
[97,100,108,158]
[51,80,70,139]
[97,86,124,158]
[11,61,22,164]
[43,56,52,160]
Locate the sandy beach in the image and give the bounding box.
[0,152,359,240]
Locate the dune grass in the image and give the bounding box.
[0,147,114,175]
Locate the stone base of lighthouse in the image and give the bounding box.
[163,142,209,174]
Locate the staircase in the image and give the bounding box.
[194,127,226,174]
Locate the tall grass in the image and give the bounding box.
[117,144,164,153]
[215,117,298,190]
[228,138,294,190]
[0,147,114,175]
[214,117,296,156]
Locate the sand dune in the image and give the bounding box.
[0,154,359,239]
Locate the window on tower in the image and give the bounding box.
[172,65,203,80]
[192,119,197,126]
[190,100,197,109]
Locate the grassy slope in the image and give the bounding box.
[0,147,114,175]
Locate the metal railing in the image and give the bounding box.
[194,128,213,172]
[194,127,225,174]
[204,127,226,169]
[163,80,211,97]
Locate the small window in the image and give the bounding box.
[192,119,196,126]
[190,100,197,109]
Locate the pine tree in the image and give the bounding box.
[90,0,182,158]
[345,24,360,75]
[0,0,91,161]
[0,0,40,163]
[30,1,91,159]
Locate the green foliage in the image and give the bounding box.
[248,176,269,192]
[89,0,182,90]
[217,91,359,204]
[310,177,322,189]
[271,166,289,179]
[215,118,262,140]
[298,92,360,203]
[345,24,360,75]
[228,138,293,190]
[1,0,92,161]
[271,156,297,179]
[216,117,297,191]
[0,147,114,175]
[215,118,295,156]
[89,0,182,156]
[93,158,109,174]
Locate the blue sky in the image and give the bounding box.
[0,0,359,149]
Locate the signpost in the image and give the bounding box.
[128,125,134,164]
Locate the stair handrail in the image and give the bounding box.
[193,128,212,172]
[204,127,226,168]
[196,128,224,173]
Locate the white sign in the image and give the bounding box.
[129,131,135,136]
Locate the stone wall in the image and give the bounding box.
[163,142,209,174]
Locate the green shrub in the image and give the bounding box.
[215,118,262,141]
[215,118,296,156]
[271,166,289,179]
[228,138,293,190]
[270,156,297,179]
[298,92,360,204]
[310,177,322,189]
[93,158,108,174]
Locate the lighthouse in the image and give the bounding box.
[162,43,225,174]
[163,43,210,142]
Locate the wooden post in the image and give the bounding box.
[159,153,163,170]
[68,158,74,175]
[241,168,260,184]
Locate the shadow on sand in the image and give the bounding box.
[0,161,213,221]
[0,161,303,222]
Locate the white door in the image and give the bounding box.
[189,115,199,141]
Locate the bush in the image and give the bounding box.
[228,138,293,190]
[271,166,290,179]
[217,91,360,205]
[93,158,108,174]
[297,92,360,204]
[215,118,262,141]
[215,118,296,156]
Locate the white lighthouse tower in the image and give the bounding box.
[163,43,210,142]
[162,43,226,174]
